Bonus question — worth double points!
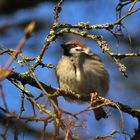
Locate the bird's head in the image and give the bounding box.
[61,39,91,56]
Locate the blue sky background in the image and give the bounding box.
[0,0,140,139]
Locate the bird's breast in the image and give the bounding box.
[56,56,109,97]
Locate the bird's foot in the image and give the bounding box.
[90,92,98,104]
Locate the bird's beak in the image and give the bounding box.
[61,44,68,49]
[61,44,71,52]
[61,44,71,55]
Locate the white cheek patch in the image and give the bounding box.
[70,46,82,53]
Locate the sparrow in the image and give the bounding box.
[56,39,109,120]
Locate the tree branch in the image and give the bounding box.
[7,71,140,120]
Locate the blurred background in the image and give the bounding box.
[0,0,140,139]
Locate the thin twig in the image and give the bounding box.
[112,52,140,59]
[114,7,140,25]
[0,84,9,112]
[7,71,140,120]
[4,21,35,70]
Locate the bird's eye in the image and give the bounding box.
[75,48,81,51]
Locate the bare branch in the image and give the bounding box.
[53,0,64,27]
[56,28,127,76]
[112,52,140,59]
[4,21,36,70]
[7,71,140,120]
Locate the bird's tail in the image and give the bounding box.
[94,107,107,120]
